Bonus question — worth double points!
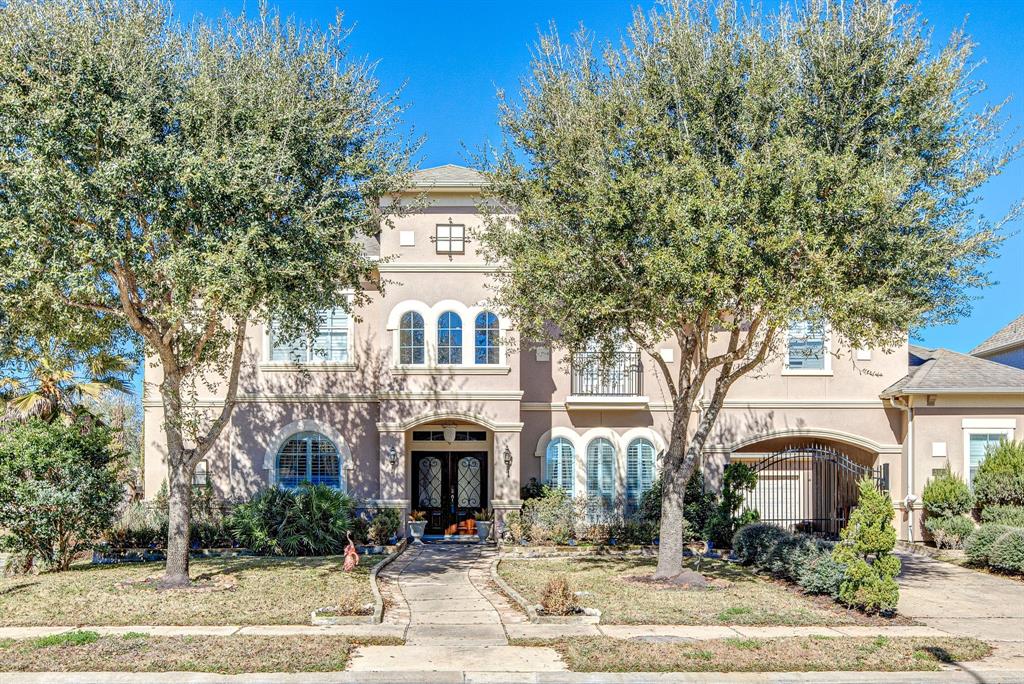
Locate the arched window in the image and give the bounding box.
[474,311,500,364]
[399,311,425,364]
[437,311,463,364]
[626,438,657,511]
[276,432,342,489]
[586,438,616,506]
[544,437,575,494]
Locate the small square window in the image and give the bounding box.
[435,223,465,254]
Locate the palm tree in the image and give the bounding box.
[0,339,133,423]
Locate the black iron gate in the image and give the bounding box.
[741,446,889,537]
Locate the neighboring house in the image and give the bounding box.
[971,313,1024,370]
[141,164,1024,541]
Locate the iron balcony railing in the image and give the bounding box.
[570,351,643,396]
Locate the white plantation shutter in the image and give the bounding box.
[545,438,575,494]
[626,439,656,504]
[586,438,615,502]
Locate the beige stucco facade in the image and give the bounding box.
[142,168,1024,541]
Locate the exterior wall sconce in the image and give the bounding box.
[385,446,399,467]
[503,445,513,477]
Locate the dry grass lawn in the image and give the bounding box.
[0,556,375,626]
[0,632,401,673]
[498,557,909,625]
[511,636,990,672]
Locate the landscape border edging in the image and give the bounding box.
[489,556,602,625]
[311,538,408,626]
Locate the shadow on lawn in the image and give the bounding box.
[570,556,758,583]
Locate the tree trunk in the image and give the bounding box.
[160,458,193,588]
[653,402,698,579]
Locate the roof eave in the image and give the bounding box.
[972,340,1024,357]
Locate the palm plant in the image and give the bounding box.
[0,339,133,423]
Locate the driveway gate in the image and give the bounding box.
[741,446,889,537]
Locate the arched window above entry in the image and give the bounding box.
[474,311,500,364]
[586,438,616,504]
[399,311,425,365]
[544,437,575,494]
[437,311,463,365]
[626,438,657,508]
[276,432,343,490]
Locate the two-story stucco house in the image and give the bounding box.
[142,164,1024,541]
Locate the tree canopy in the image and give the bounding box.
[478,0,1016,577]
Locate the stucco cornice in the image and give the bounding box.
[377,410,523,433]
[377,263,501,273]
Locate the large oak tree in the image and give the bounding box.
[0,0,414,586]
[478,0,1016,578]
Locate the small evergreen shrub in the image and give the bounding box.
[539,574,578,615]
[706,463,759,547]
[964,523,1011,565]
[972,440,1024,509]
[980,505,1024,527]
[731,523,788,565]
[367,508,401,545]
[989,528,1024,574]
[924,515,975,550]
[520,487,578,544]
[832,478,901,614]
[797,551,845,598]
[921,467,973,518]
[227,484,353,556]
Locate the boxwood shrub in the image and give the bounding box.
[980,505,1024,527]
[972,440,1024,509]
[731,523,843,598]
[989,528,1024,574]
[964,523,1012,565]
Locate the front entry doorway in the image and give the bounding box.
[412,451,488,536]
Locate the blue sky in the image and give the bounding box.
[178,0,1023,353]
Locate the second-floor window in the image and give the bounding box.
[269,307,350,363]
[435,223,465,254]
[399,312,425,364]
[785,319,827,371]
[474,311,500,364]
[437,311,463,364]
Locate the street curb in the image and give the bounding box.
[489,557,601,624]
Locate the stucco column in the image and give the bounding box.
[378,430,409,534]
[491,431,523,539]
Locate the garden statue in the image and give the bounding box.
[343,532,359,572]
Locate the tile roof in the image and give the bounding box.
[881,345,1024,397]
[971,313,1024,356]
[408,164,486,188]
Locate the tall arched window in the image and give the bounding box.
[544,437,575,494]
[399,311,425,364]
[586,438,616,507]
[474,311,500,364]
[437,311,463,364]
[626,438,657,511]
[276,432,342,490]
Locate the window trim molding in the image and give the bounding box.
[962,423,1015,486]
[263,298,354,368]
[386,299,508,369]
[782,320,833,376]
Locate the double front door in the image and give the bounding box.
[412,451,487,536]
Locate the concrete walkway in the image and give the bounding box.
[347,543,567,674]
[896,551,1024,672]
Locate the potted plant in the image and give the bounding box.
[474,509,493,543]
[408,510,427,545]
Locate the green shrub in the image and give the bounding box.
[639,472,716,541]
[0,420,122,572]
[520,487,578,544]
[706,463,759,547]
[609,517,659,544]
[367,508,401,545]
[797,551,845,598]
[104,501,166,549]
[924,515,975,550]
[731,523,788,565]
[980,505,1024,527]
[989,528,1024,574]
[964,523,1011,565]
[973,440,1024,509]
[833,478,900,614]
[227,484,353,556]
[922,467,973,518]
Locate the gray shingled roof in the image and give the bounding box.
[409,164,486,188]
[881,345,1024,397]
[355,232,380,259]
[971,313,1024,356]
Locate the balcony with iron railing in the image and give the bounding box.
[567,351,648,409]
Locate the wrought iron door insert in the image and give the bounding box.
[411,451,488,536]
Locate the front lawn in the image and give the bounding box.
[511,636,990,672]
[498,557,908,625]
[0,556,375,626]
[0,631,400,673]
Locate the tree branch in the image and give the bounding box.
[193,316,247,463]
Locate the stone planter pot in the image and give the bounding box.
[476,520,492,542]
[408,520,427,545]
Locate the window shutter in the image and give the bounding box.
[546,438,574,494]
[587,439,615,499]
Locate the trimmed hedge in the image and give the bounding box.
[980,505,1024,527]
[732,523,844,598]
[973,440,1024,509]
[989,528,1024,574]
[964,523,1012,565]
[924,515,975,550]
